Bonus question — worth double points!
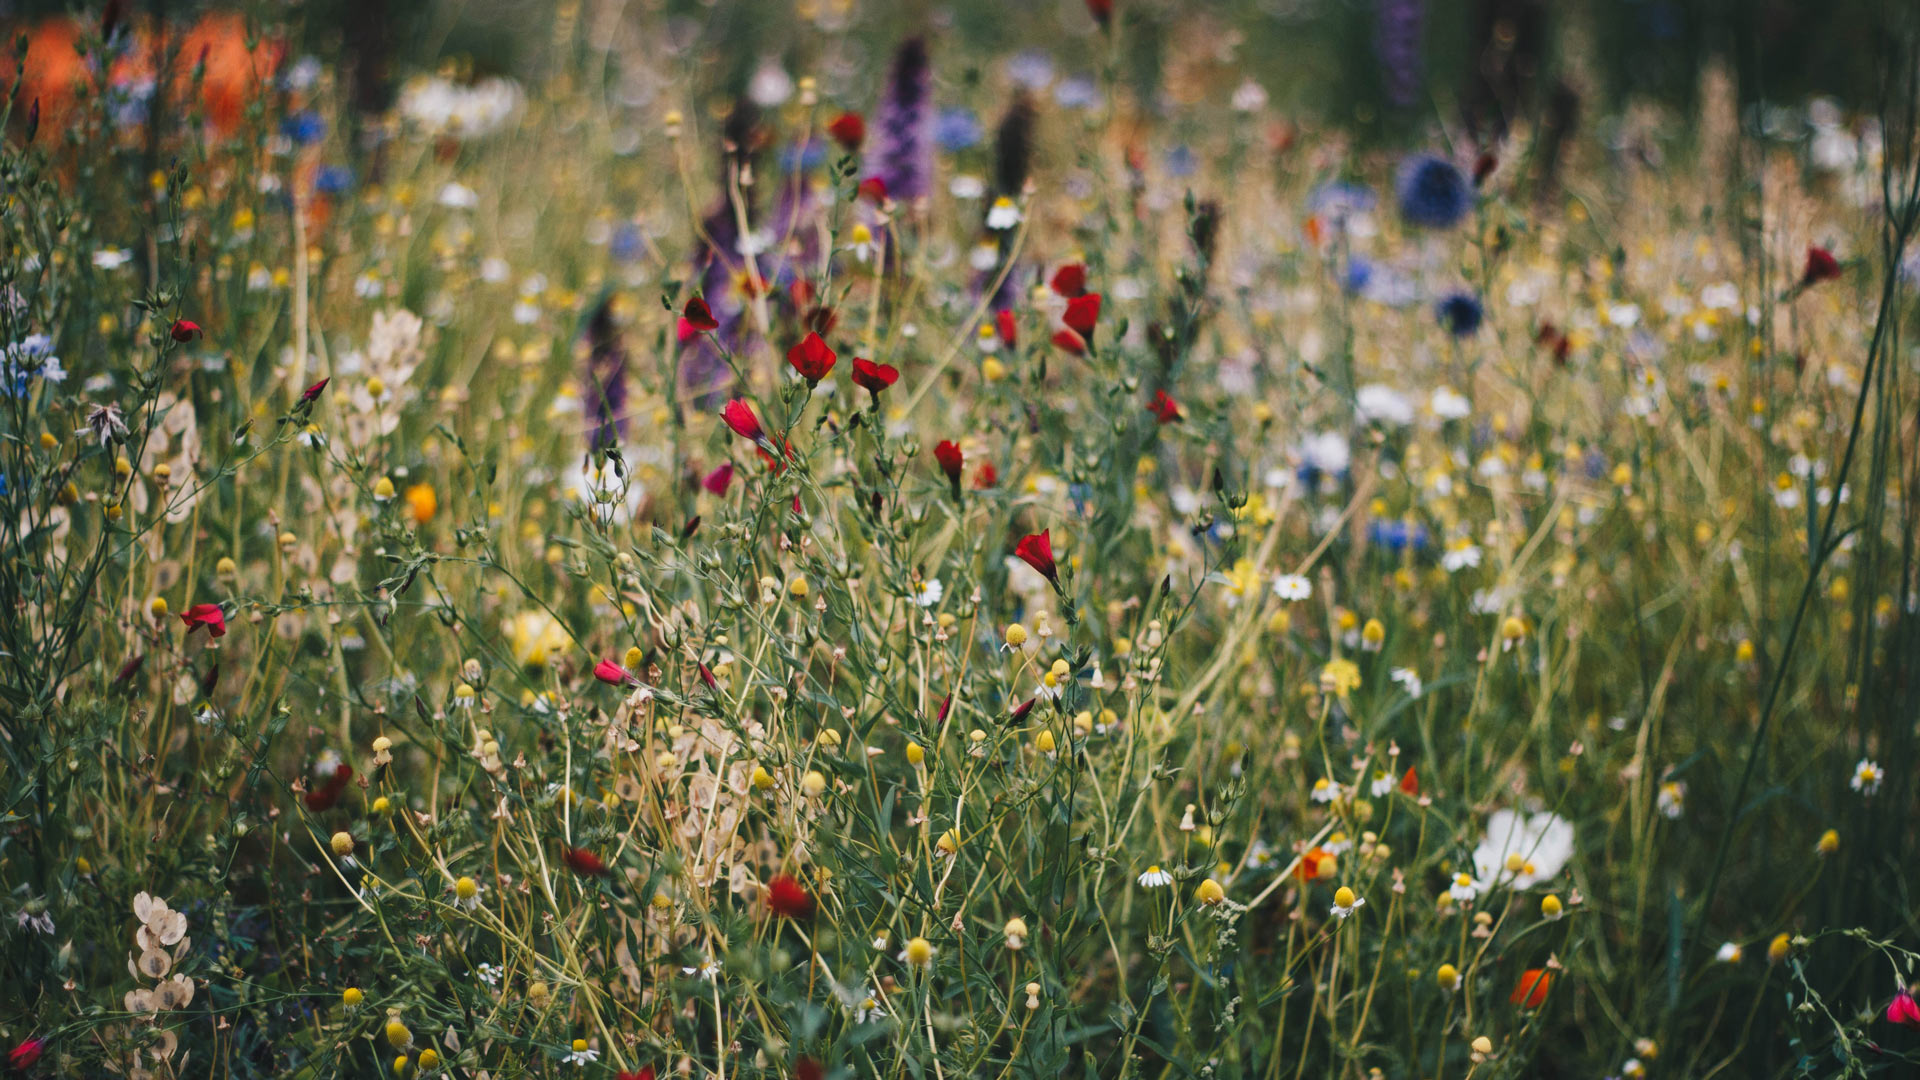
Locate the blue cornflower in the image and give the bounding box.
[3,335,63,398]
[1343,258,1374,295]
[1055,76,1100,110]
[1395,153,1472,229]
[314,165,354,195]
[1435,292,1484,337]
[1165,145,1198,178]
[281,111,326,146]
[610,224,648,264]
[934,108,982,152]
[1006,50,1055,90]
[779,140,828,175]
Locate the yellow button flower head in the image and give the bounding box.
[801,771,828,797]
[1541,894,1563,920]
[903,937,934,968]
[1436,963,1460,991]
[417,1049,440,1069]
[905,743,925,765]
[1816,829,1839,856]
[385,1019,411,1048]
[342,987,364,1007]
[1768,933,1792,963]
[374,477,397,502]
[330,832,354,857]
[1004,917,1029,949]
[1195,878,1225,906]
[1004,623,1028,649]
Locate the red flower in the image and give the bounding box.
[1014,529,1058,584]
[826,111,865,150]
[1510,969,1553,1009]
[766,873,815,919]
[1292,846,1335,882]
[593,659,636,687]
[722,399,766,443]
[1472,150,1498,186]
[1147,389,1181,424]
[1009,697,1037,723]
[703,463,734,495]
[995,309,1018,349]
[1397,766,1419,796]
[1050,263,1088,298]
[787,332,838,384]
[974,461,998,488]
[795,1057,824,1080]
[684,296,720,332]
[1063,293,1101,342]
[1889,987,1920,1029]
[858,177,888,203]
[304,762,354,812]
[851,358,899,397]
[1086,0,1113,28]
[934,440,964,484]
[1801,246,1841,287]
[8,1038,47,1070]
[299,377,330,404]
[617,1070,656,1080]
[1051,328,1087,356]
[563,847,609,877]
[180,603,227,638]
[698,662,719,690]
[169,319,202,342]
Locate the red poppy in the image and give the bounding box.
[1510,969,1552,1009]
[617,1069,656,1080]
[593,658,636,687]
[851,358,899,397]
[826,111,865,150]
[858,177,888,203]
[1063,294,1101,342]
[703,463,734,495]
[684,296,719,332]
[787,332,838,384]
[1801,246,1841,287]
[974,461,999,488]
[563,847,609,877]
[300,377,330,404]
[1398,766,1419,796]
[995,309,1018,349]
[722,399,766,443]
[180,603,226,638]
[1147,389,1181,424]
[767,874,815,919]
[1014,530,1058,584]
[1051,328,1087,356]
[934,440,964,484]
[1050,263,1088,298]
[169,319,202,342]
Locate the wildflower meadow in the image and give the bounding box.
[1,2,1918,1078]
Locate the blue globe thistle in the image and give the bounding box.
[1436,292,1484,337]
[1395,153,1472,228]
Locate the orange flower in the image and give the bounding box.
[1510,969,1552,1009]
[404,483,437,525]
[1293,846,1336,882]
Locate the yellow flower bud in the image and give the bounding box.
[1034,729,1056,754]
[1436,963,1460,991]
[905,742,924,765]
[149,597,169,617]
[374,477,397,501]
[1816,829,1839,855]
[417,1049,440,1069]
[342,986,363,1007]
[1471,1036,1493,1056]
[801,771,827,797]
[751,765,775,789]
[1004,623,1028,648]
[385,1019,411,1048]
[1541,894,1563,920]
[1768,933,1792,964]
[1195,878,1225,906]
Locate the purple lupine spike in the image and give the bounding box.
[581,298,628,450]
[868,37,934,203]
[1375,0,1425,110]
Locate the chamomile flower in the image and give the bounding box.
[1850,758,1884,795]
[682,956,722,980]
[451,875,485,910]
[1389,667,1423,697]
[1329,886,1365,919]
[1137,865,1174,888]
[899,937,935,969]
[1449,873,1479,904]
[1369,770,1395,797]
[1310,778,1341,803]
[852,989,886,1022]
[1657,780,1687,819]
[1272,574,1312,601]
[986,197,1022,230]
[911,578,944,607]
[562,1039,599,1066]
[1715,942,1744,964]
[476,962,503,987]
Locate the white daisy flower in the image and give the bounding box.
[1715,942,1743,964]
[1389,667,1423,698]
[911,579,944,608]
[682,956,722,980]
[1328,887,1365,919]
[986,197,1022,230]
[1448,873,1479,904]
[1272,574,1311,601]
[1310,778,1340,803]
[562,1039,599,1066]
[1851,758,1884,795]
[1657,781,1686,819]
[1137,865,1174,888]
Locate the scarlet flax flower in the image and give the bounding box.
[934,440,964,498]
[1050,263,1087,297]
[702,463,734,495]
[1063,293,1102,346]
[787,332,838,385]
[593,658,637,687]
[169,319,202,342]
[563,847,609,877]
[1889,987,1920,1029]
[795,1058,824,1080]
[722,399,767,444]
[1800,246,1841,288]
[683,296,719,332]
[1510,969,1552,1009]
[299,377,330,404]
[851,358,899,399]
[767,874,815,919]
[181,603,227,639]
[304,762,354,812]
[1009,697,1037,723]
[1147,390,1181,424]
[8,1038,47,1070]
[616,1070,656,1080]
[826,111,865,150]
[1014,530,1059,585]
[858,177,888,203]
[995,309,1018,349]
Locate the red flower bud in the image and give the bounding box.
[995,309,1018,349]
[563,847,609,877]
[593,659,636,686]
[722,399,766,443]
[1801,246,1841,287]
[858,177,888,203]
[1051,328,1087,356]
[300,377,330,404]
[1086,0,1114,28]
[683,296,720,332]
[703,463,734,495]
[169,319,202,342]
[1147,389,1181,424]
[1014,529,1058,584]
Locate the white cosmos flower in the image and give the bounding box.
[1470,810,1575,891]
